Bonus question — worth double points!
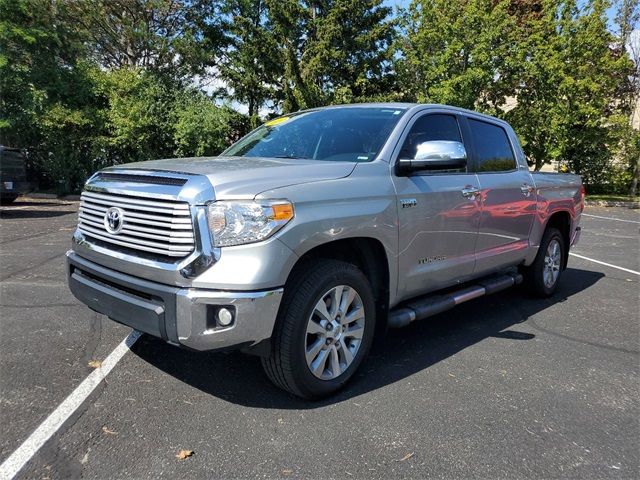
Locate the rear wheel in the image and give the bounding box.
[262,259,375,399]
[522,227,565,297]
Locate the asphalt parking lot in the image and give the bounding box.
[1,198,638,479]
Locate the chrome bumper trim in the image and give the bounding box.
[66,251,282,351]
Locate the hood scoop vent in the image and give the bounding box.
[95,172,188,186]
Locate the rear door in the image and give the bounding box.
[464,117,536,275]
[391,111,481,301]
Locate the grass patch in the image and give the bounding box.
[586,194,639,203]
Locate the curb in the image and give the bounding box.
[585,200,640,209]
[19,194,80,201]
[23,193,58,199]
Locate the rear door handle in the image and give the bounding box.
[521,183,534,197]
[461,186,480,199]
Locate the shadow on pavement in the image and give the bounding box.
[4,200,64,207]
[0,206,77,219]
[131,267,604,408]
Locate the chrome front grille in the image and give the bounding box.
[78,191,195,258]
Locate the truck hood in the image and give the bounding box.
[112,156,357,198]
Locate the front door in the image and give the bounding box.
[391,112,481,302]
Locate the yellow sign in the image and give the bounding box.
[265,116,290,127]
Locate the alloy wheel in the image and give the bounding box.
[304,285,366,380]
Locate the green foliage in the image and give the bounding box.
[265,0,396,112]
[68,0,226,78]
[174,95,250,157]
[300,0,396,105]
[96,68,250,164]
[0,0,104,192]
[398,0,638,193]
[37,102,107,193]
[505,0,635,191]
[95,68,177,163]
[397,0,518,110]
[1,0,638,194]
[219,0,280,122]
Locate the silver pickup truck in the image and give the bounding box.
[66,104,583,398]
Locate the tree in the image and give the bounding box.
[262,0,311,112]
[0,0,106,192]
[69,0,226,79]
[219,0,280,123]
[95,68,178,164]
[97,68,251,164]
[174,93,250,156]
[0,0,90,146]
[266,0,396,112]
[396,0,518,111]
[614,0,640,195]
[506,0,635,187]
[301,0,396,105]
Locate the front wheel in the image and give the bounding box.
[522,227,565,297]
[262,259,376,399]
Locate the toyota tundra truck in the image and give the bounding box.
[66,104,583,399]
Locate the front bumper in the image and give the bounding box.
[66,251,283,351]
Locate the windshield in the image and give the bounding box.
[223,107,406,162]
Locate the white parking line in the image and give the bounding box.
[582,213,640,224]
[0,330,141,480]
[569,253,640,276]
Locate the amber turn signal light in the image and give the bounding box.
[271,203,294,221]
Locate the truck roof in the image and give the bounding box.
[306,102,511,126]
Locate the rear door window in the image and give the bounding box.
[467,119,516,172]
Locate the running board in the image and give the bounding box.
[388,272,523,328]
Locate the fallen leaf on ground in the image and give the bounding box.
[282,469,293,475]
[399,452,414,462]
[87,360,102,368]
[101,426,118,435]
[176,450,194,460]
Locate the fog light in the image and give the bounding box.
[217,307,234,326]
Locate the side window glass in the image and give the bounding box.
[399,114,463,161]
[468,119,517,172]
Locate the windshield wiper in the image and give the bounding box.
[271,155,306,159]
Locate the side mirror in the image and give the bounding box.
[398,140,467,172]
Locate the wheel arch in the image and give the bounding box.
[287,237,391,337]
[544,210,571,270]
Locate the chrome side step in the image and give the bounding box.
[388,272,523,328]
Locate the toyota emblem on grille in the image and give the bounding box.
[104,207,124,234]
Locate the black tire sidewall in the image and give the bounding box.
[285,261,376,398]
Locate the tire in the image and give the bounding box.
[522,227,565,297]
[262,259,376,399]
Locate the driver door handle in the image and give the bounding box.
[461,186,480,199]
[521,183,534,197]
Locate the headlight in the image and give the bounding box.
[206,200,294,247]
